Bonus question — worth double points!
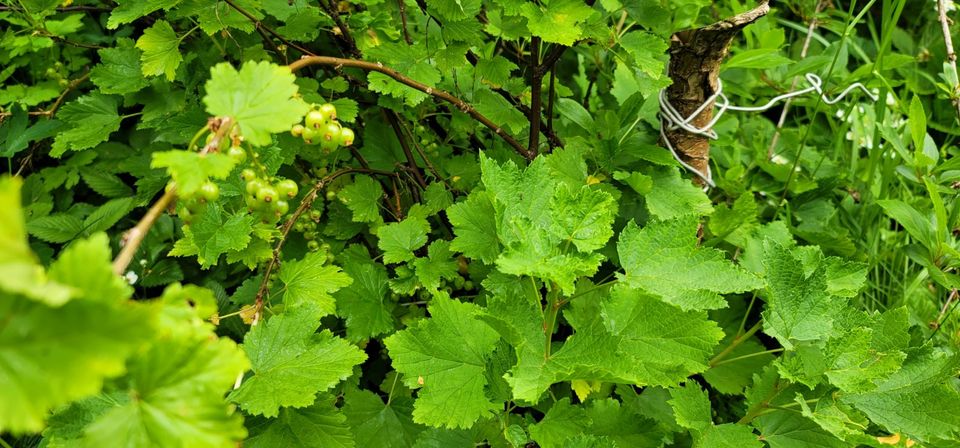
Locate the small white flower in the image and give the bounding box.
[124,271,139,285]
[886,92,897,106]
[771,154,789,165]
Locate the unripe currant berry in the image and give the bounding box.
[199,181,219,202]
[246,178,265,195]
[339,128,355,146]
[277,179,299,199]
[301,126,319,145]
[318,103,337,121]
[241,169,257,182]
[256,186,278,204]
[291,123,305,137]
[305,110,326,129]
[274,199,289,215]
[307,240,320,252]
[226,145,246,163]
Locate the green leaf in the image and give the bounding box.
[90,38,149,94]
[668,382,712,431]
[82,197,135,234]
[876,199,937,250]
[136,20,183,81]
[335,256,396,342]
[108,0,181,28]
[412,241,460,292]
[616,216,762,310]
[384,297,500,428]
[343,387,424,448]
[619,31,668,79]
[339,175,385,224]
[246,397,355,448]
[0,107,63,158]
[278,251,353,313]
[0,177,72,306]
[83,333,249,447]
[50,93,122,156]
[521,0,595,46]
[761,242,848,348]
[549,184,617,253]
[81,169,134,198]
[180,205,254,268]
[378,216,430,264]
[698,424,763,448]
[26,213,84,243]
[151,150,235,197]
[203,61,309,146]
[909,95,926,152]
[447,191,501,264]
[230,304,367,417]
[841,347,960,442]
[644,167,713,219]
[725,49,793,69]
[48,233,132,304]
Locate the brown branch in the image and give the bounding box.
[397,0,413,45]
[289,56,534,159]
[320,0,361,58]
[223,0,316,56]
[664,0,770,182]
[528,37,543,156]
[112,117,235,276]
[384,109,427,189]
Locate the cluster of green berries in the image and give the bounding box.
[290,103,355,152]
[294,209,330,253]
[240,168,299,223]
[44,61,70,88]
[177,180,219,224]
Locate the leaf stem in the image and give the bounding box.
[710,348,783,367]
[543,283,561,359]
[709,320,763,367]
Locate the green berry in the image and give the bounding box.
[305,110,326,129]
[246,178,265,195]
[309,209,322,221]
[301,126,319,145]
[241,169,257,182]
[307,240,320,252]
[325,190,337,201]
[318,103,337,121]
[274,199,289,215]
[303,231,317,241]
[199,182,219,202]
[226,145,246,163]
[256,186,278,203]
[321,122,342,143]
[339,127,355,146]
[277,179,299,199]
[291,123,305,137]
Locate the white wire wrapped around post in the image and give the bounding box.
[658,73,880,189]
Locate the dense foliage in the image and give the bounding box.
[1,0,960,446]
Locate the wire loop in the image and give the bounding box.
[658,73,879,189]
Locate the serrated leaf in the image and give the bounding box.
[0,107,63,158]
[644,167,713,219]
[136,20,183,81]
[447,191,500,264]
[378,216,430,264]
[246,397,355,448]
[82,197,135,234]
[203,61,309,146]
[90,38,149,94]
[669,382,712,431]
[48,233,132,304]
[549,184,617,253]
[108,0,180,29]
[616,216,761,310]
[182,205,254,268]
[83,333,249,447]
[230,304,367,417]
[278,251,353,313]
[26,213,84,243]
[50,93,122,157]
[521,0,595,45]
[81,169,133,198]
[412,241,459,292]
[151,150,235,197]
[384,297,500,428]
[339,175,384,224]
[335,258,396,342]
[343,387,424,448]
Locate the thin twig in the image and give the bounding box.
[546,63,557,150]
[320,0,361,58]
[528,37,543,156]
[385,109,427,189]
[938,0,960,122]
[223,0,316,56]
[288,56,534,159]
[112,117,235,276]
[397,0,413,45]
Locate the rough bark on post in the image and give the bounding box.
[664,1,770,183]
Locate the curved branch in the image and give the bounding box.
[288,56,535,160]
[113,117,235,276]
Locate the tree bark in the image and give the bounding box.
[664,1,770,182]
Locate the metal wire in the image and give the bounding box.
[658,73,880,188]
